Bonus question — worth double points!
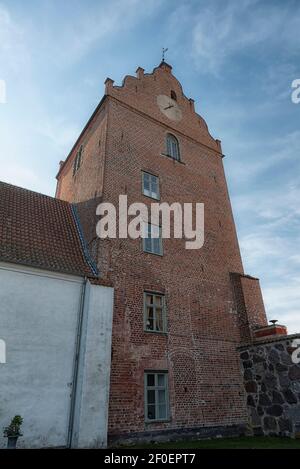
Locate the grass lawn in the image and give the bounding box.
[120,436,300,449]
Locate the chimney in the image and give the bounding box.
[253,323,288,340]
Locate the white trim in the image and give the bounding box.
[0,261,83,284]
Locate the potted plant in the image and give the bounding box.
[3,415,23,449]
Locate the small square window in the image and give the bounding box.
[143,223,163,255]
[142,172,160,200]
[144,372,169,422]
[144,292,166,333]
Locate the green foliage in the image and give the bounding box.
[3,415,23,437]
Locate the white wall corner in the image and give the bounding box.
[71,281,114,448]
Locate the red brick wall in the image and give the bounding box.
[56,105,108,202]
[230,273,268,343]
[56,62,268,439]
[241,275,267,332]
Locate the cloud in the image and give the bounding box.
[0,3,30,73]
[225,130,300,185]
[0,0,163,74]
[34,118,81,152]
[234,178,300,223]
[187,0,300,74]
[0,163,39,189]
[0,0,164,190]
[33,0,163,68]
[263,280,300,334]
[0,0,299,334]
[239,231,300,334]
[235,176,300,333]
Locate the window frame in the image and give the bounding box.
[73,153,78,176]
[142,171,160,200]
[143,291,167,334]
[143,222,163,256]
[73,145,83,176]
[144,371,170,423]
[166,134,180,161]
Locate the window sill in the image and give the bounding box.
[142,193,160,201]
[144,329,168,336]
[143,249,163,257]
[160,153,185,165]
[145,418,171,424]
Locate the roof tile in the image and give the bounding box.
[0,181,97,277]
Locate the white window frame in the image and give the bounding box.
[142,171,160,200]
[144,371,169,422]
[73,145,83,176]
[144,292,167,333]
[166,134,180,161]
[143,222,163,255]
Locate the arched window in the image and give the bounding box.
[170,90,177,101]
[166,134,180,161]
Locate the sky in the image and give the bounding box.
[0,0,299,332]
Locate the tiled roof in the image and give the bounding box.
[0,181,97,277]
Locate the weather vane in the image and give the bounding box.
[162,47,168,62]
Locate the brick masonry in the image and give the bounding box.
[56,62,270,442]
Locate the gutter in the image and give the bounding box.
[71,204,99,277]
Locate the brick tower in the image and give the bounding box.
[56,61,268,443]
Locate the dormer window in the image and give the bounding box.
[166,134,180,161]
[170,90,177,101]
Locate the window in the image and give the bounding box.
[144,292,166,333]
[166,134,180,161]
[142,172,160,200]
[145,372,169,421]
[170,90,177,101]
[143,223,163,255]
[73,145,83,176]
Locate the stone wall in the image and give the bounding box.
[239,334,300,437]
